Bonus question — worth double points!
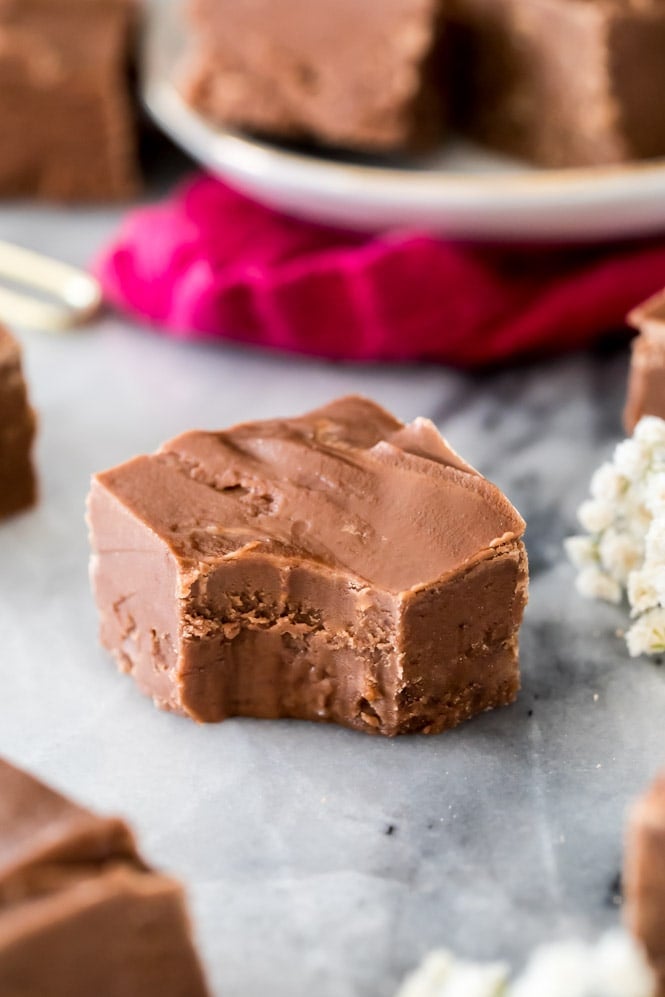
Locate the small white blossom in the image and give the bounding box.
[397,951,508,997]
[644,472,665,515]
[436,964,508,997]
[397,933,654,997]
[626,500,653,536]
[590,462,628,502]
[598,529,642,584]
[566,414,665,656]
[508,933,655,997]
[397,951,454,997]
[614,438,650,482]
[653,570,665,608]
[628,568,661,616]
[564,536,599,569]
[633,415,665,452]
[590,931,655,997]
[626,607,665,657]
[643,518,665,563]
[578,499,616,535]
[575,566,622,604]
[510,941,591,997]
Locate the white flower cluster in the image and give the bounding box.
[397,950,508,997]
[397,931,655,997]
[566,416,665,657]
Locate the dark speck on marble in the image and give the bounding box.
[606,872,623,909]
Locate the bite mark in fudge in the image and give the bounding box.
[88,396,528,736]
[0,0,139,201]
[449,0,665,167]
[625,772,665,996]
[0,326,36,519]
[183,0,447,153]
[0,757,209,997]
[625,290,665,433]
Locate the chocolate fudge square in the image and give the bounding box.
[449,0,665,167]
[625,289,665,432]
[0,326,36,519]
[88,396,528,736]
[625,772,665,995]
[0,757,209,997]
[0,0,138,201]
[183,0,446,153]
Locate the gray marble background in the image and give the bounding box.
[0,175,661,997]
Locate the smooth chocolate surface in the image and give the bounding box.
[89,396,528,736]
[183,0,446,153]
[0,0,138,201]
[624,289,665,432]
[0,757,209,997]
[0,327,36,519]
[625,772,665,996]
[450,0,665,167]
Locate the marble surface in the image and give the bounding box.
[0,189,662,997]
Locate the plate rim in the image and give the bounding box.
[145,78,665,200]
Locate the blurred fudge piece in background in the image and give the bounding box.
[624,288,665,432]
[449,0,665,167]
[625,770,665,997]
[0,757,210,997]
[0,0,139,201]
[183,0,447,153]
[0,325,36,519]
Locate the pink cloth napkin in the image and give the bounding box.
[96,175,665,366]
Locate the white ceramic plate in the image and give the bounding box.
[143,0,665,242]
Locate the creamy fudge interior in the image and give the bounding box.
[0,758,209,997]
[89,396,528,736]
